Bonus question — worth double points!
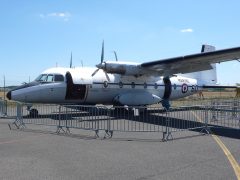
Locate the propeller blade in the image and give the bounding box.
[101,40,104,63]
[113,51,118,61]
[70,52,72,68]
[105,72,110,81]
[91,68,99,77]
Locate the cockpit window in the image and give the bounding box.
[35,75,42,81]
[41,75,48,81]
[46,74,54,82]
[54,75,64,82]
[35,74,64,82]
[35,74,47,82]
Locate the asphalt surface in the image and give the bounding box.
[0,118,239,180]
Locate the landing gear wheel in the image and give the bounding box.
[29,109,38,118]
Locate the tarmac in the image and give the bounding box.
[0,118,239,180]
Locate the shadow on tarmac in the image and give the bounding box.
[209,127,240,139]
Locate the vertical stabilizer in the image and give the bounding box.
[201,44,215,52]
[181,45,217,85]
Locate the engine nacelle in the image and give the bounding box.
[97,61,147,76]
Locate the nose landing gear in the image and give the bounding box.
[27,105,39,118]
[29,109,38,118]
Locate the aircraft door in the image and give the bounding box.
[65,72,87,100]
[163,77,172,99]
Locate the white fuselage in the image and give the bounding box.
[8,67,198,106]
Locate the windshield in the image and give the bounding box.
[35,74,64,82]
[35,74,47,81]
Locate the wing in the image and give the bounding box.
[141,46,240,76]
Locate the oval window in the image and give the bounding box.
[144,82,147,89]
[103,81,108,88]
[174,84,177,90]
[131,82,135,88]
[119,81,123,88]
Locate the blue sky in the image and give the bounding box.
[0,0,240,86]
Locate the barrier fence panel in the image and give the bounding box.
[0,100,3,115]
[22,104,60,127]
[2,99,239,141]
[165,106,211,137]
[209,99,240,129]
[58,105,111,131]
[0,100,7,117]
[109,106,166,133]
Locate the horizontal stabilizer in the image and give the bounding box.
[202,85,238,89]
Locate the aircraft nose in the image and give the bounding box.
[6,91,11,100]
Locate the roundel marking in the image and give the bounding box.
[182,83,188,93]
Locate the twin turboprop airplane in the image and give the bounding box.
[6,43,240,116]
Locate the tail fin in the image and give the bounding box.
[201,44,215,52]
[182,45,217,85]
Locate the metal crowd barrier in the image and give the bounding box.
[0,100,7,117]
[209,99,240,129]
[1,99,239,141]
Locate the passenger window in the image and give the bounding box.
[144,82,147,89]
[174,84,177,90]
[103,81,108,88]
[54,75,64,82]
[131,82,135,88]
[119,81,123,88]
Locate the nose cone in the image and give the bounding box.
[6,91,11,100]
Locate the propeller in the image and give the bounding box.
[101,41,104,63]
[70,52,72,68]
[91,41,110,81]
[113,51,118,61]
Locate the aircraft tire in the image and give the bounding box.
[29,109,38,118]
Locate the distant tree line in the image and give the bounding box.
[0,86,17,91]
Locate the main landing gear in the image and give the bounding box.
[161,99,170,111]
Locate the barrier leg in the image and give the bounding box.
[9,103,26,130]
[200,107,211,134]
[104,109,113,139]
[162,111,173,141]
[56,106,64,133]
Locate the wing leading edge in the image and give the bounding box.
[141,46,240,76]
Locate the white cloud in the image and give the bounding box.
[39,12,71,21]
[180,28,193,33]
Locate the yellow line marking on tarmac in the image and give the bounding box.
[212,134,240,179]
[191,111,240,180]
